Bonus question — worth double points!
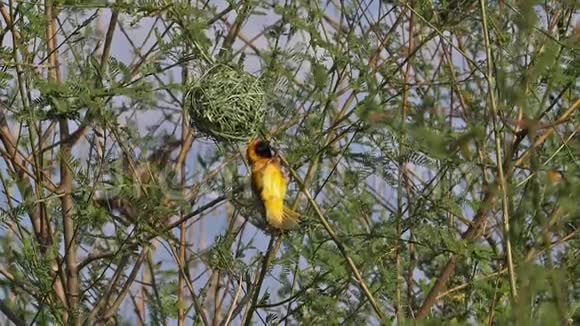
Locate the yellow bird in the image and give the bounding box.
[246,138,300,231]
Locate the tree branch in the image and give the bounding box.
[0,299,26,326]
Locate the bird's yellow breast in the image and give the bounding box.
[252,161,287,226]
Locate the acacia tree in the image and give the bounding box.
[0,0,578,325]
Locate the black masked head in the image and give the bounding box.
[255,140,273,158]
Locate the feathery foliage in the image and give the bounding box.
[0,1,577,325]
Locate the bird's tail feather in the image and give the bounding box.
[281,206,300,230]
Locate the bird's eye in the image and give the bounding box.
[256,141,273,158]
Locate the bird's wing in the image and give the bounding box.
[250,173,266,217]
[280,159,291,184]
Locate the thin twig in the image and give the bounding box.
[177,41,193,326]
[278,155,387,323]
[243,235,281,326]
[100,247,150,322]
[223,275,243,325]
[396,1,415,321]
[478,0,517,300]
[44,3,80,324]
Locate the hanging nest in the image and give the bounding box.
[186,64,266,142]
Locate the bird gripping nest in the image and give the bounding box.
[186,64,267,143]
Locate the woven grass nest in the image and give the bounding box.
[186,64,266,142]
